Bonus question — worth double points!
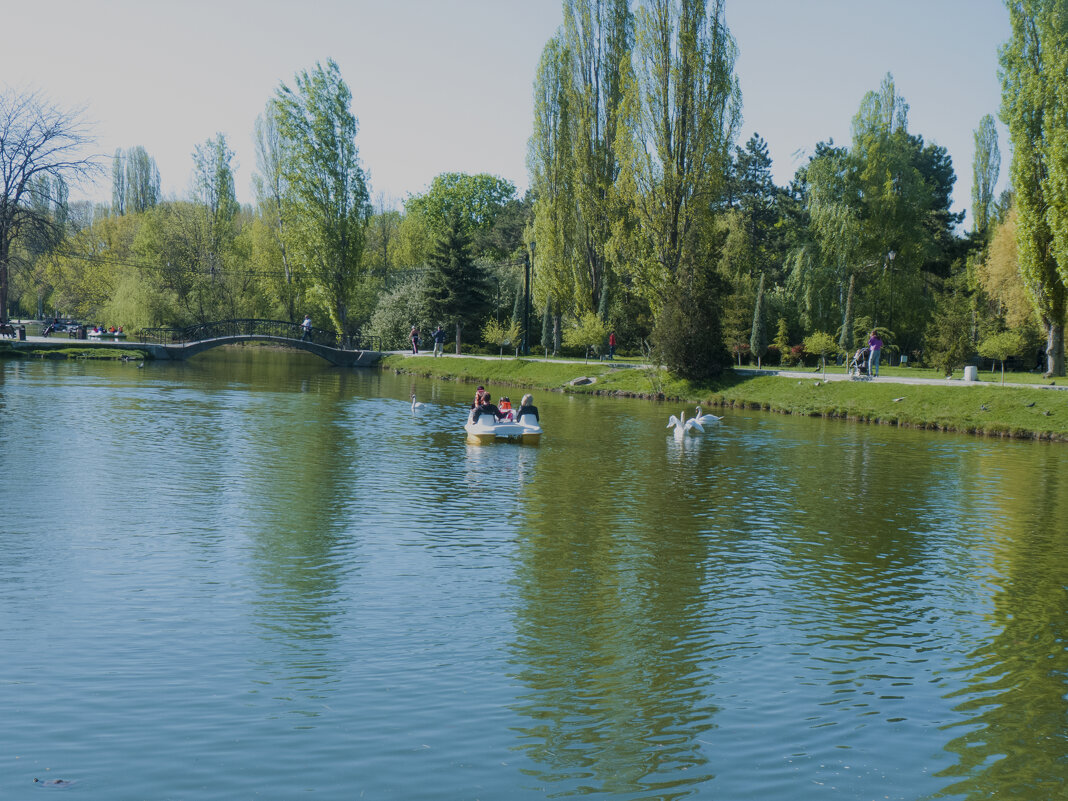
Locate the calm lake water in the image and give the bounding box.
[1,348,1066,800]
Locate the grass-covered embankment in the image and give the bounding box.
[0,342,146,360]
[381,354,1068,441]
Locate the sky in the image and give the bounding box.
[0,0,1011,226]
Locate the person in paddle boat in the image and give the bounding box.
[472,386,487,409]
[497,396,514,420]
[471,393,506,424]
[515,394,539,425]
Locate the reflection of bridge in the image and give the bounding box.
[136,319,383,366]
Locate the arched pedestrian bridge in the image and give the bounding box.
[136,319,383,366]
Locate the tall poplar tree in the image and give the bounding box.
[274,59,371,345]
[111,149,126,216]
[563,0,631,311]
[529,33,578,325]
[125,146,161,214]
[617,0,740,378]
[1000,0,1066,375]
[253,102,300,320]
[972,114,1001,237]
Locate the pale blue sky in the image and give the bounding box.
[1,0,1009,225]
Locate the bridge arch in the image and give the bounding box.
[137,319,382,366]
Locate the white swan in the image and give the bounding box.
[411,393,425,411]
[667,410,704,439]
[694,406,722,425]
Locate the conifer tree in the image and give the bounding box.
[423,209,490,354]
[750,273,768,367]
[541,295,553,353]
[839,274,856,353]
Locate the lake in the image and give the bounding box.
[1,348,1066,800]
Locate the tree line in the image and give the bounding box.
[0,0,1064,377]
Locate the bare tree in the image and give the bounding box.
[0,88,96,321]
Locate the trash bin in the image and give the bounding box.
[963,365,978,382]
[17,325,26,341]
[77,325,87,340]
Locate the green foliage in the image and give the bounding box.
[403,173,518,262]
[562,309,608,362]
[482,318,521,358]
[978,329,1026,382]
[366,275,430,350]
[788,74,963,359]
[802,331,838,371]
[924,289,975,376]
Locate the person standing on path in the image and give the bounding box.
[868,330,883,378]
[410,326,420,354]
[301,314,312,341]
[432,325,447,357]
[608,331,617,359]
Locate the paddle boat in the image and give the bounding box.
[464,409,542,445]
[87,327,127,340]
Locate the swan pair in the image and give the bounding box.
[667,410,704,439]
[667,407,723,439]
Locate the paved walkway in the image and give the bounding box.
[731,367,1067,390]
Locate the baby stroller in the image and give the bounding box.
[848,347,871,379]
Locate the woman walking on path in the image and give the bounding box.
[868,331,883,378]
[410,326,420,354]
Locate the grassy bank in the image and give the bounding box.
[0,343,145,360]
[381,354,1068,441]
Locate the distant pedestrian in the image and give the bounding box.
[432,325,447,357]
[301,314,312,341]
[867,330,883,378]
[608,331,617,359]
[410,326,420,354]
